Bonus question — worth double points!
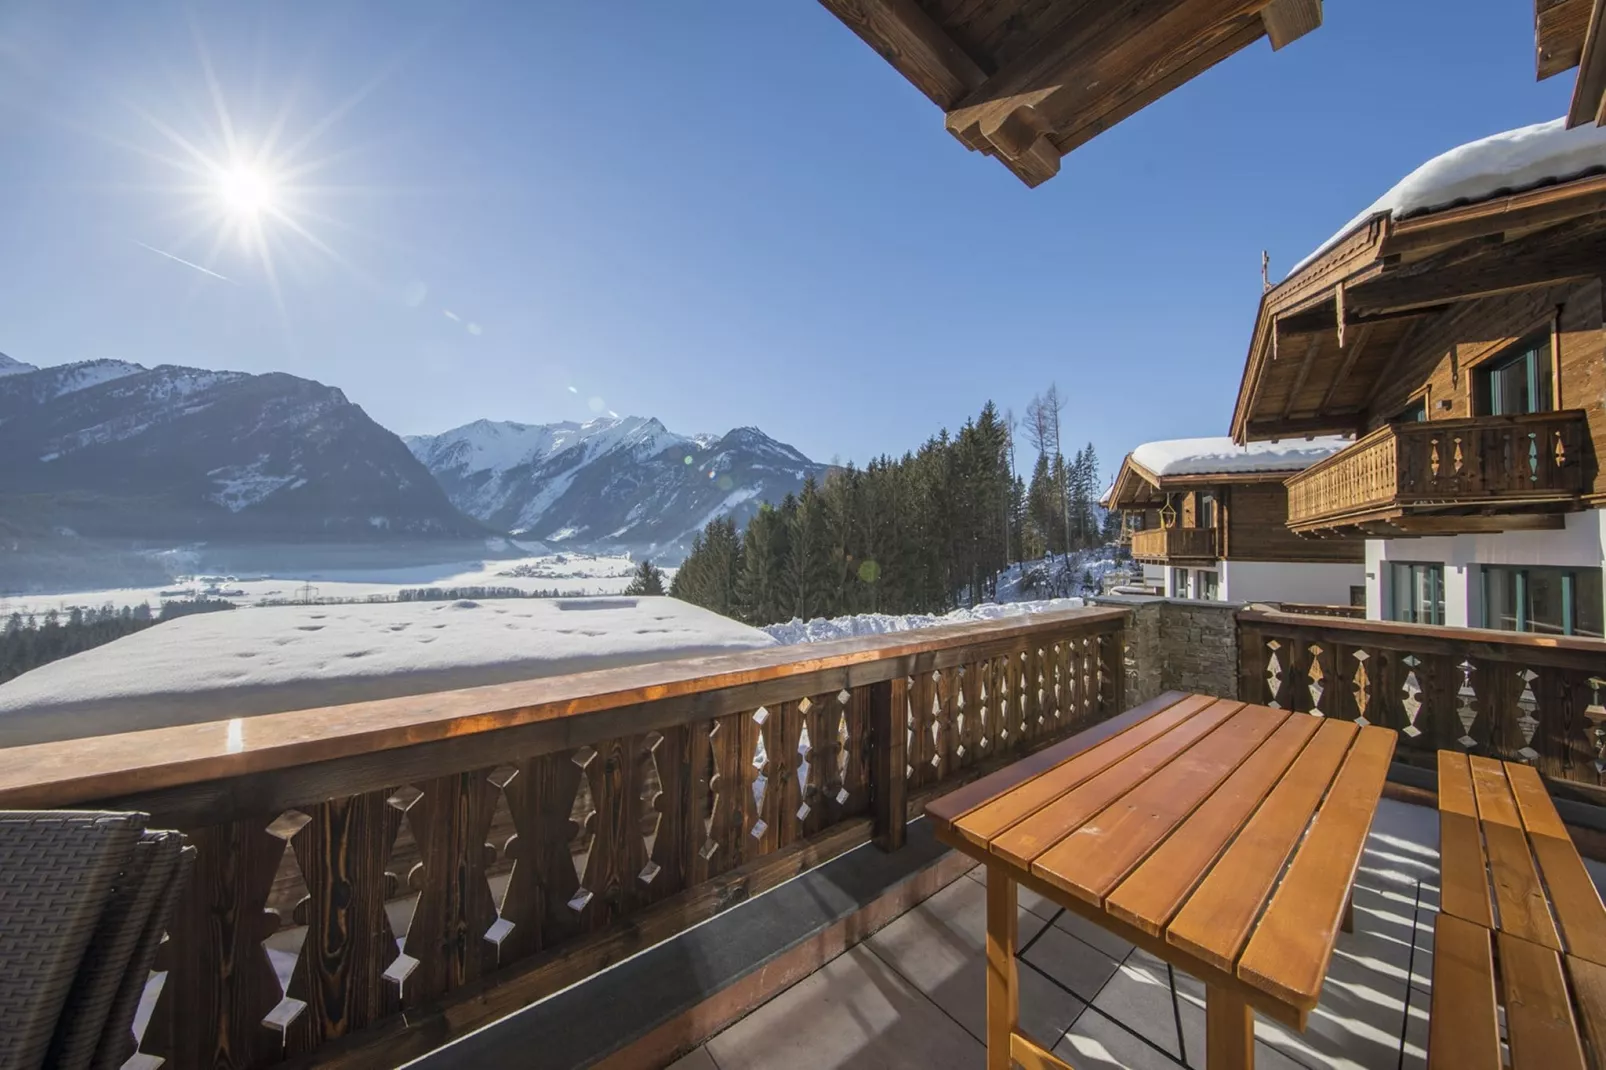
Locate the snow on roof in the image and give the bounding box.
[0,597,776,747]
[1291,118,1606,276]
[1130,436,1351,478]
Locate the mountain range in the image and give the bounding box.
[407,417,824,553]
[0,355,823,580]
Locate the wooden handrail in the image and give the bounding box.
[0,606,1126,810]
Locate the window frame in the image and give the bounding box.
[1481,564,1603,638]
[1388,561,1445,626]
[1472,331,1554,417]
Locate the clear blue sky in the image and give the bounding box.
[0,2,1575,480]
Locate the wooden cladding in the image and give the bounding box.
[1238,610,1606,799]
[1130,526,1220,563]
[49,611,1126,1070]
[1284,411,1590,534]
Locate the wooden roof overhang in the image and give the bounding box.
[1537,0,1606,127]
[1229,173,1606,444]
[1106,452,1302,510]
[817,0,1323,187]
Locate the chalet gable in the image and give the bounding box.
[1230,119,1606,443]
[1105,436,1349,510]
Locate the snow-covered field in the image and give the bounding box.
[764,597,1088,645]
[0,553,660,619]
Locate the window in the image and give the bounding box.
[1196,570,1219,601]
[1196,492,1217,530]
[1172,567,1190,599]
[1393,398,1428,423]
[1482,566,1603,638]
[1389,563,1444,625]
[1474,334,1553,416]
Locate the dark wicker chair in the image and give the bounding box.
[0,812,192,1070]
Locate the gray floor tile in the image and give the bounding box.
[666,1046,720,1070]
[868,872,1079,1045]
[1056,1006,1185,1070]
[1090,948,1198,1061]
[1051,906,1136,961]
[703,945,985,1070]
[1020,923,1122,1004]
[965,863,1063,924]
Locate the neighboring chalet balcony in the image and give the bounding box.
[1284,410,1592,536]
[1129,525,1219,564]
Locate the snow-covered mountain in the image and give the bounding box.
[0,352,39,378]
[407,416,825,555]
[0,359,486,543]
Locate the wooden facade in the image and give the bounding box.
[1537,0,1606,126]
[1107,454,1362,566]
[815,0,1323,186]
[1230,171,1606,536]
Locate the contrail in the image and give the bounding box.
[132,240,234,282]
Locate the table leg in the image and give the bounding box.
[986,865,1018,1070]
[1341,889,1355,934]
[1205,985,1254,1069]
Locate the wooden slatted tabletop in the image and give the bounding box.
[926,691,1397,1070]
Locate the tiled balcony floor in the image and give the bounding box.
[669,799,1606,1070]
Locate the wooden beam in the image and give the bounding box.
[1261,0,1322,49]
[1318,323,1375,414]
[1347,221,1606,317]
[944,0,1269,184]
[1567,0,1606,126]
[1280,334,1324,420]
[1359,315,1437,414]
[1539,0,1595,79]
[1243,414,1364,439]
[871,677,907,851]
[1275,302,1448,337]
[1383,174,1606,258]
[816,0,986,109]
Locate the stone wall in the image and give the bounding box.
[1095,596,1240,704]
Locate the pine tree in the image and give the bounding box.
[623,559,666,596]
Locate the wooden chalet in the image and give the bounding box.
[1231,120,1606,635]
[1106,437,1363,603]
[1538,0,1606,127]
[1229,122,1606,540]
[816,0,1324,186]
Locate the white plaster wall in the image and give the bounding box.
[1369,510,1605,628]
[1142,564,1167,588]
[1218,560,1365,606]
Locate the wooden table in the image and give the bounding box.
[926,691,1397,1070]
[1431,751,1606,1069]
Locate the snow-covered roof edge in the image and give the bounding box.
[1128,436,1353,479]
[1287,118,1606,278]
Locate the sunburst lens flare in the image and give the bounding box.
[216,163,276,217]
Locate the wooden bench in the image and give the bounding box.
[1429,752,1606,1069]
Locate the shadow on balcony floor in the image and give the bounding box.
[670,799,1606,1070]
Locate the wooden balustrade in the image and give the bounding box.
[1238,610,1606,799]
[1285,411,1590,533]
[0,607,1125,1070]
[1129,526,1219,563]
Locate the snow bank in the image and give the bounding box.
[764,598,1086,645]
[0,597,775,747]
[1293,118,1606,275]
[1131,436,1350,477]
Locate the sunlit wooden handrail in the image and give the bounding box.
[1129,526,1219,562]
[1,608,1127,1069]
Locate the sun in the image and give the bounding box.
[216,163,276,217]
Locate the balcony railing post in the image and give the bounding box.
[871,676,908,852]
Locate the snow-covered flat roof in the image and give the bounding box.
[0,597,776,747]
[1292,118,1606,275]
[1131,436,1352,478]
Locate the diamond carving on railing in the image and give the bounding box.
[1527,431,1540,483]
[699,723,724,862]
[1516,669,1540,762]
[1401,655,1422,737]
[1429,439,1440,478]
[639,732,664,885]
[1350,649,1370,726]
[796,720,812,823]
[1556,431,1569,469]
[262,809,314,1033]
[1586,677,1606,773]
[836,704,851,806]
[750,707,770,840]
[1266,640,1283,709]
[1453,436,1464,475]
[1456,660,1478,748]
[1307,643,1325,715]
[568,746,598,911]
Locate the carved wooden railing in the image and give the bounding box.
[0,608,1126,1070]
[1238,610,1606,799]
[1286,411,1590,532]
[1129,526,1219,562]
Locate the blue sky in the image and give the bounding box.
[0,2,1575,480]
